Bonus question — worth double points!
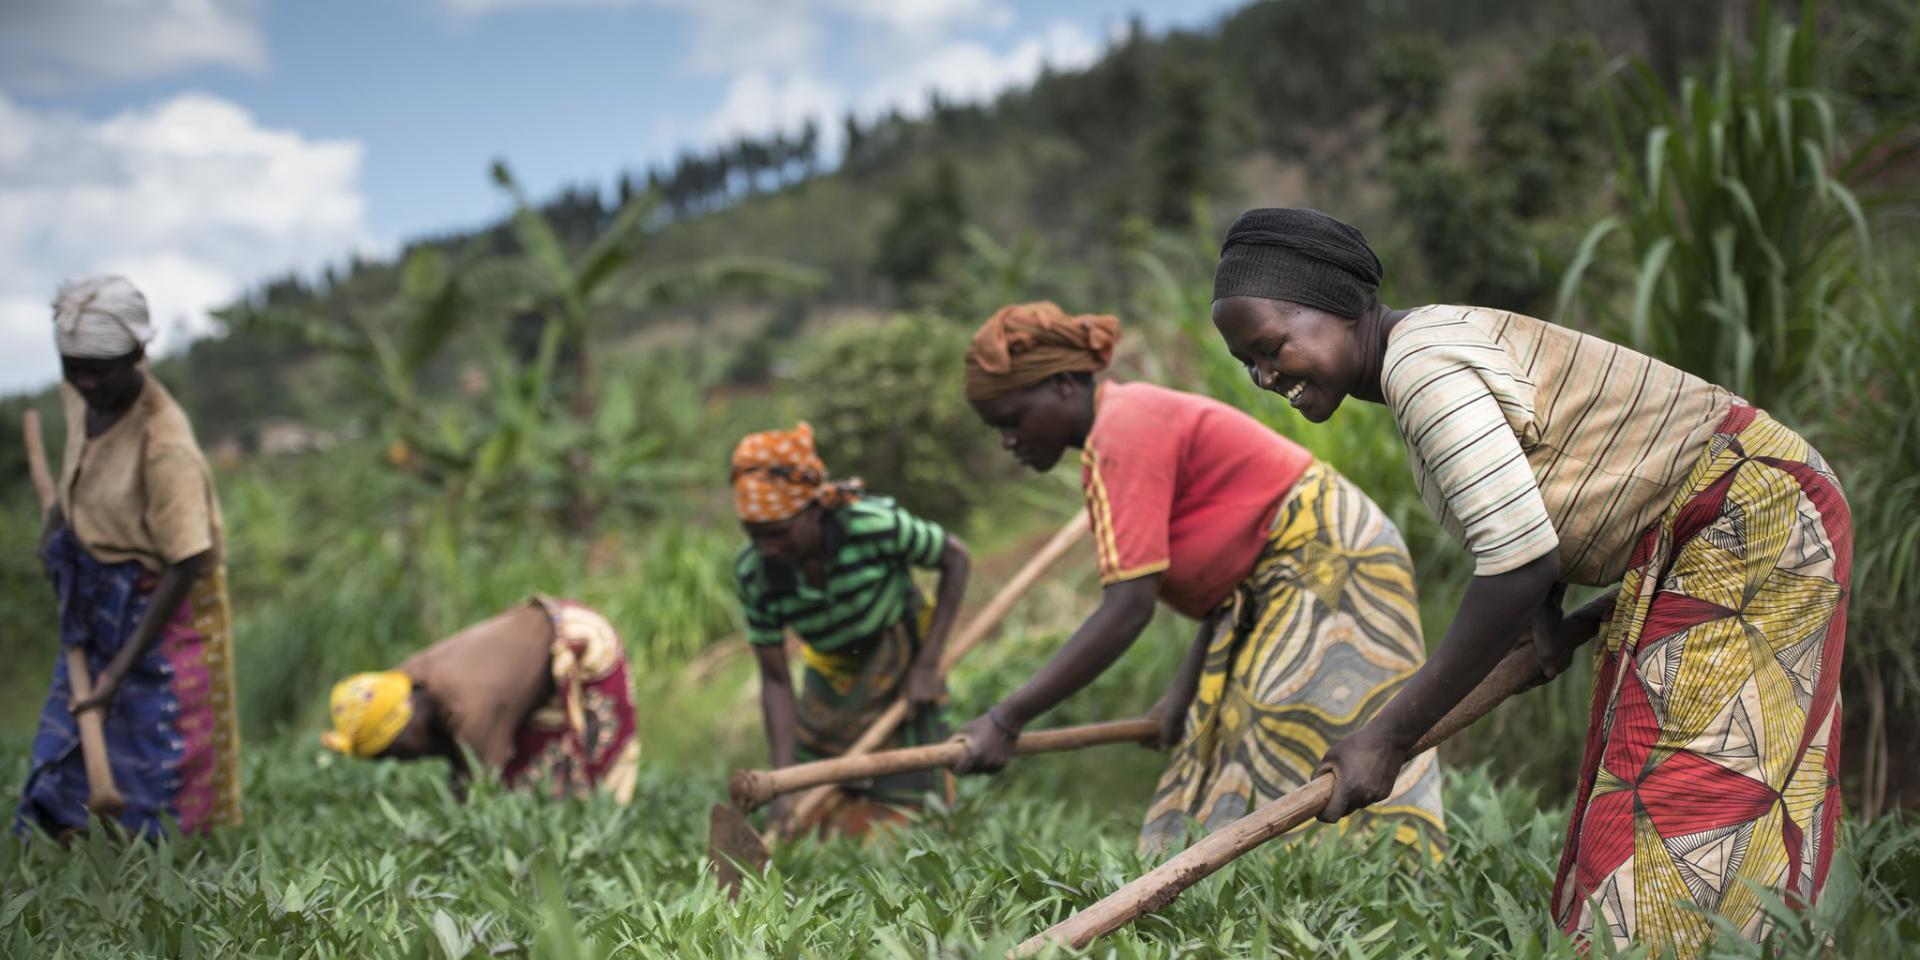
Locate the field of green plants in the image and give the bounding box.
[4,1,1919,956]
[5,744,1917,958]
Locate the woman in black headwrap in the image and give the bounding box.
[1209,208,1850,958]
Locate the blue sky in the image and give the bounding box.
[0,0,1241,394]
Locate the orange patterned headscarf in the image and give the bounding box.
[963,301,1120,402]
[730,422,860,522]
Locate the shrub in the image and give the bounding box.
[786,313,1007,529]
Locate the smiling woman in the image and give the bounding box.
[1211,207,1852,959]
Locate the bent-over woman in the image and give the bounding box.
[18,276,242,838]
[323,597,639,802]
[1210,207,1849,957]
[731,423,971,837]
[953,302,1444,853]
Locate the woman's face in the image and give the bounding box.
[1211,296,1362,423]
[970,377,1085,473]
[743,503,825,568]
[60,352,143,412]
[379,690,435,761]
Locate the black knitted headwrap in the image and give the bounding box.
[1213,208,1384,319]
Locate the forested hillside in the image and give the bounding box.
[0,0,1763,447]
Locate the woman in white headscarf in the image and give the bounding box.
[17,275,243,839]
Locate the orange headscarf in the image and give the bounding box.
[730,422,860,522]
[963,301,1120,402]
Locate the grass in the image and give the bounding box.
[5,741,1915,959]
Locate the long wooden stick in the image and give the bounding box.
[1014,641,1556,956]
[733,717,1155,811]
[63,648,126,817]
[24,409,55,517]
[24,410,126,818]
[775,513,1088,839]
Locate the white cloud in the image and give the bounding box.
[437,0,652,13]
[434,0,1076,143]
[659,0,825,76]
[0,0,265,94]
[0,93,373,395]
[706,71,845,143]
[829,0,1013,37]
[438,0,1006,37]
[699,17,1099,154]
[857,21,1099,117]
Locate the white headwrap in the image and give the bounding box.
[52,275,153,359]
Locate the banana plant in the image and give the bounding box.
[222,245,475,482]
[485,162,822,421]
[486,161,822,528]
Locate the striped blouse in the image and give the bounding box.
[1381,304,1733,585]
[733,497,947,651]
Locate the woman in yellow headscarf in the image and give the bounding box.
[323,597,639,803]
[731,423,971,837]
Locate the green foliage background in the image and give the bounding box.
[3,0,1919,954]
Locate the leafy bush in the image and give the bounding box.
[786,313,1008,529]
[1374,33,1550,311]
[1475,36,1605,220]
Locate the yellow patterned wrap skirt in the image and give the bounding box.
[1141,462,1445,854]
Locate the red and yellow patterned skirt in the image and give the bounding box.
[1553,405,1849,957]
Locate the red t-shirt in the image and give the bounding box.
[1081,381,1314,619]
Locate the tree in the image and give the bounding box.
[1475,37,1603,219]
[843,114,867,171]
[798,119,821,178]
[1375,34,1543,308]
[1146,58,1221,227]
[873,159,968,302]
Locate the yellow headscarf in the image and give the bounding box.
[321,671,415,758]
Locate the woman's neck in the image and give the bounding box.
[1067,381,1098,449]
[1352,305,1409,404]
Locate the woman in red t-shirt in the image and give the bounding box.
[954,302,1444,852]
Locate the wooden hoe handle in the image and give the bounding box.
[775,514,1088,838]
[24,410,126,819]
[1013,641,1554,955]
[733,717,1157,811]
[65,648,127,818]
[24,409,56,516]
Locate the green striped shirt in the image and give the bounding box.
[734,497,947,650]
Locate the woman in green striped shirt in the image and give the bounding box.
[730,422,971,837]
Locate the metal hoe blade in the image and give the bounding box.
[707,803,771,898]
